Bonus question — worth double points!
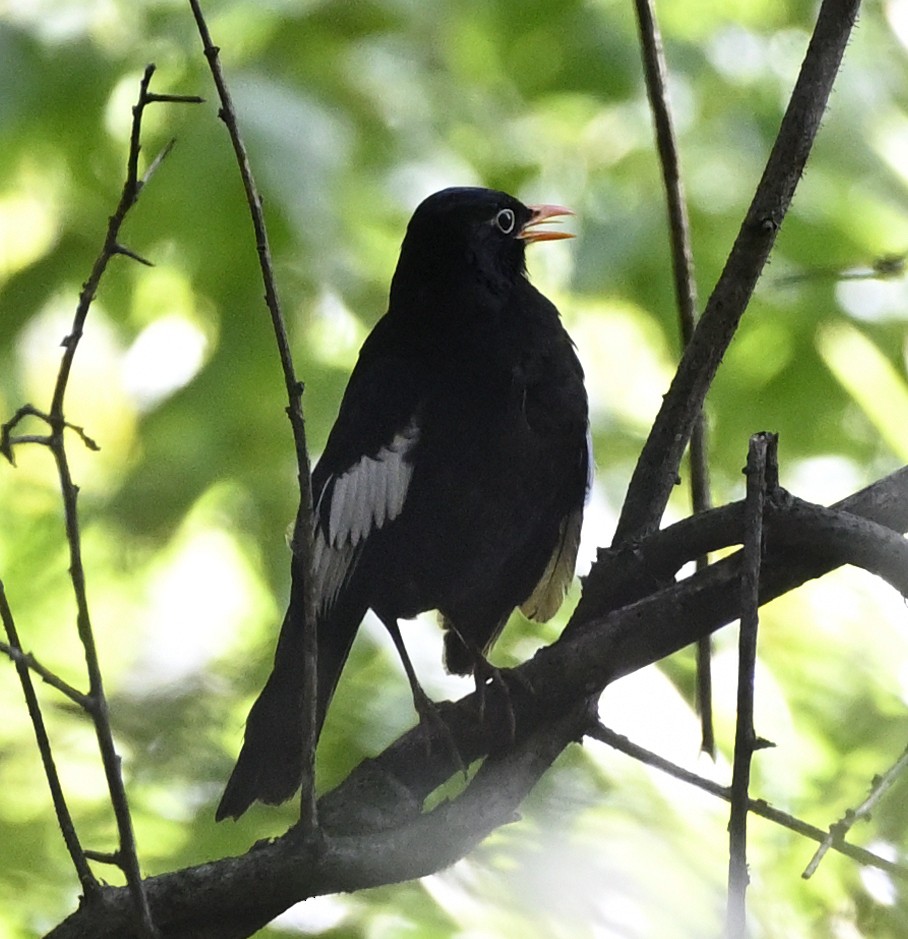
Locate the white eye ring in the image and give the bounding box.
[495,208,516,234]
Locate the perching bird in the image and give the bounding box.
[216,186,590,821]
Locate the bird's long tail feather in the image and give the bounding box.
[215,557,360,821]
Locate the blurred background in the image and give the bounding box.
[1,0,908,936]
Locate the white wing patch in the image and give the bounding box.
[312,422,419,615]
[311,533,359,616]
[326,423,418,547]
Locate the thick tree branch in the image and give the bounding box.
[46,465,908,938]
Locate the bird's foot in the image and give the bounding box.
[473,658,527,747]
[411,684,465,776]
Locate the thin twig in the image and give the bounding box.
[1,404,99,465]
[804,741,908,878]
[186,0,319,835]
[146,92,206,105]
[632,0,715,756]
[726,433,775,937]
[612,0,861,547]
[633,0,700,341]
[84,849,125,865]
[775,251,907,286]
[142,139,178,187]
[44,64,189,939]
[0,640,91,707]
[588,723,908,881]
[0,580,97,895]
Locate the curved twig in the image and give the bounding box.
[186,0,320,834]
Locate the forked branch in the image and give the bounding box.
[2,65,201,939]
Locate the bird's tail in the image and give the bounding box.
[215,557,360,821]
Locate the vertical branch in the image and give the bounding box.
[632,0,715,755]
[42,66,200,939]
[726,432,776,937]
[186,0,319,835]
[1,66,200,938]
[633,0,699,336]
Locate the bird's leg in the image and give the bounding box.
[380,616,464,773]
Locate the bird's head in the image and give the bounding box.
[390,187,573,311]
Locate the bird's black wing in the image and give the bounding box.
[310,323,428,628]
[216,318,429,820]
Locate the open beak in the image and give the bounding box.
[518,203,575,243]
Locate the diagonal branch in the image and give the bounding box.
[612,0,861,547]
[589,724,908,880]
[0,580,96,895]
[0,639,90,706]
[804,740,908,879]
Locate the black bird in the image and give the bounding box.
[216,187,590,821]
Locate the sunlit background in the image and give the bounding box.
[2,0,908,936]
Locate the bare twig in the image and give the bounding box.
[84,849,127,865]
[186,0,319,834]
[0,640,90,706]
[44,66,195,939]
[612,0,861,547]
[804,741,908,879]
[2,64,199,939]
[633,0,715,755]
[2,404,99,465]
[588,723,908,881]
[726,433,775,937]
[776,251,907,286]
[0,581,96,895]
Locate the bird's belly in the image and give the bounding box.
[372,434,573,620]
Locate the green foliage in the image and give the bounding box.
[1,0,908,935]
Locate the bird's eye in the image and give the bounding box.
[495,208,516,234]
